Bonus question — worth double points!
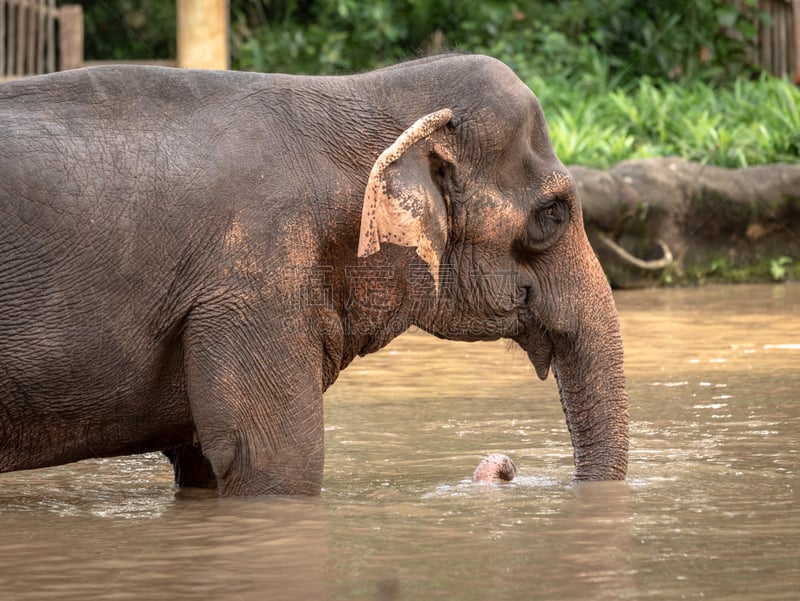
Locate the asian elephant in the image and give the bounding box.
[0,54,628,496]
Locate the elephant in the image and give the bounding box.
[0,54,628,496]
[472,454,517,483]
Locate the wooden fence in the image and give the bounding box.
[753,0,800,78]
[1,1,799,82]
[1,0,82,81]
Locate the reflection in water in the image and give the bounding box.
[555,483,634,600]
[0,284,798,600]
[0,490,328,601]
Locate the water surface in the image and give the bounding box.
[1,284,797,600]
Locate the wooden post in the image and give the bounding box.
[14,0,23,75]
[177,0,229,70]
[0,1,6,78]
[36,0,46,73]
[793,0,800,82]
[26,0,35,74]
[58,4,82,70]
[46,0,55,73]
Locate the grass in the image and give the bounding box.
[677,255,800,285]
[524,73,800,168]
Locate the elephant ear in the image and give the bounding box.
[358,109,454,292]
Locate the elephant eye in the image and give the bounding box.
[537,197,568,226]
[515,196,570,257]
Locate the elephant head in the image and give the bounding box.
[352,56,628,480]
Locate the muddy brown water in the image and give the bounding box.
[0,284,797,600]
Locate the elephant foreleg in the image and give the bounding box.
[163,443,218,489]
[183,317,325,496]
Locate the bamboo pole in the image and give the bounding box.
[793,0,800,80]
[177,0,229,70]
[26,0,35,74]
[0,1,6,77]
[14,0,23,75]
[36,0,45,73]
[46,0,54,72]
[57,4,82,70]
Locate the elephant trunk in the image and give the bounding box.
[546,226,629,480]
[552,317,629,480]
[521,247,629,480]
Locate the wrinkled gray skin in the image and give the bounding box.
[0,55,628,496]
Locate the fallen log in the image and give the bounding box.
[571,158,800,288]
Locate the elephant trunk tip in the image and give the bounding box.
[472,453,517,483]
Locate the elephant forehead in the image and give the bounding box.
[541,171,574,198]
[463,104,532,155]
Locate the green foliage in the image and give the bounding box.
[78,1,799,168]
[230,0,498,74]
[228,0,766,84]
[537,75,800,168]
[770,257,793,282]
[79,0,769,83]
[76,0,175,61]
[229,0,800,167]
[682,255,800,285]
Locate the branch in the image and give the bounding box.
[598,235,673,271]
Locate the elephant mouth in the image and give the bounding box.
[514,313,554,381]
[511,283,554,381]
